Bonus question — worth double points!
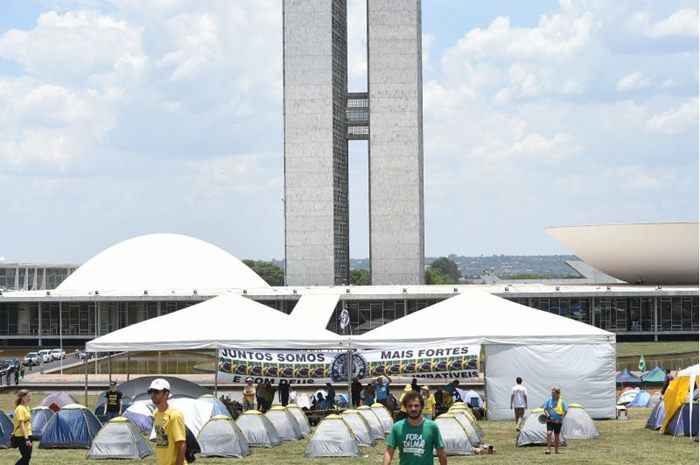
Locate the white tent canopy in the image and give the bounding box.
[86,293,342,351]
[354,290,614,347]
[354,290,616,420]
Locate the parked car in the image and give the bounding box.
[24,352,40,366]
[38,349,52,364]
[51,348,66,360]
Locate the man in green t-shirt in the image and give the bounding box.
[384,390,447,465]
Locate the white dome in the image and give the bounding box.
[56,234,269,293]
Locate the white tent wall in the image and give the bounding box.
[485,342,616,420]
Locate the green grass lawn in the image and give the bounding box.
[616,341,698,357]
[0,406,695,465]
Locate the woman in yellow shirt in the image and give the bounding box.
[421,386,436,419]
[13,389,33,465]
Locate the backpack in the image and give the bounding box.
[185,426,200,463]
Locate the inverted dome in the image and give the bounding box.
[57,234,269,292]
[546,222,698,285]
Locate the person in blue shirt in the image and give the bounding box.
[375,376,392,408]
[542,387,568,455]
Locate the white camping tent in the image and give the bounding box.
[355,290,616,420]
[236,411,281,447]
[305,415,359,458]
[265,406,303,441]
[371,403,393,434]
[434,415,474,456]
[87,417,153,460]
[86,293,342,351]
[340,410,373,447]
[286,405,311,437]
[197,415,250,458]
[562,405,599,439]
[356,406,385,441]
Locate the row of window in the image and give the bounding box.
[0,296,696,337]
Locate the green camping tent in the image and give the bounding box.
[641,367,666,384]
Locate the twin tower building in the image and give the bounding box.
[284,0,425,286]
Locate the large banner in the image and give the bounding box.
[218,345,480,385]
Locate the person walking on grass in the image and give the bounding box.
[149,379,187,465]
[13,390,32,465]
[510,377,528,427]
[543,387,568,455]
[384,390,447,465]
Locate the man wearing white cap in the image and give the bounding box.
[149,378,187,465]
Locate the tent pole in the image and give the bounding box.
[84,349,88,406]
[108,351,112,385]
[213,349,219,397]
[126,352,130,382]
[347,341,352,409]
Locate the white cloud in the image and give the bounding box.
[647,98,699,135]
[0,10,144,83]
[648,8,698,38]
[616,72,652,92]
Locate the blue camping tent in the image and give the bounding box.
[0,410,12,448]
[629,390,652,407]
[39,404,102,449]
[646,399,665,430]
[616,369,641,384]
[30,406,55,440]
[641,367,666,384]
[665,402,699,437]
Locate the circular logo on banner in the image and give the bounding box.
[330,352,367,382]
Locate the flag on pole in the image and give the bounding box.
[339,308,350,332]
[639,354,646,372]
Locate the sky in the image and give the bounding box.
[0,0,697,264]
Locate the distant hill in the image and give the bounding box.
[270,255,582,280]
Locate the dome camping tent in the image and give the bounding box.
[516,409,567,447]
[197,415,250,458]
[236,410,281,447]
[40,392,77,412]
[449,406,484,441]
[0,410,12,448]
[561,404,599,439]
[40,404,102,449]
[87,417,152,459]
[305,415,359,458]
[340,410,373,447]
[30,406,55,440]
[370,403,393,434]
[449,410,481,447]
[646,399,665,430]
[434,414,474,456]
[628,390,652,407]
[285,404,310,437]
[661,364,700,437]
[356,406,385,440]
[124,396,228,437]
[265,406,303,441]
[641,367,666,384]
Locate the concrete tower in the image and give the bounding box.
[283,0,424,286]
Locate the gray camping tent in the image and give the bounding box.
[357,406,385,440]
[434,415,474,456]
[286,405,310,437]
[341,410,373,447]
[562,404,600,439]
[516,409,568,447]
[305,415,359,458]
[451,411,481,447]
[87,417,152,459]
[265,406,303,441]
[236,410,281,447]
[197,415,250,458]
[370,403,393,434]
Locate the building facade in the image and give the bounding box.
[0,285,696,346]
[0,263,77,291]
[283,0,425,286]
